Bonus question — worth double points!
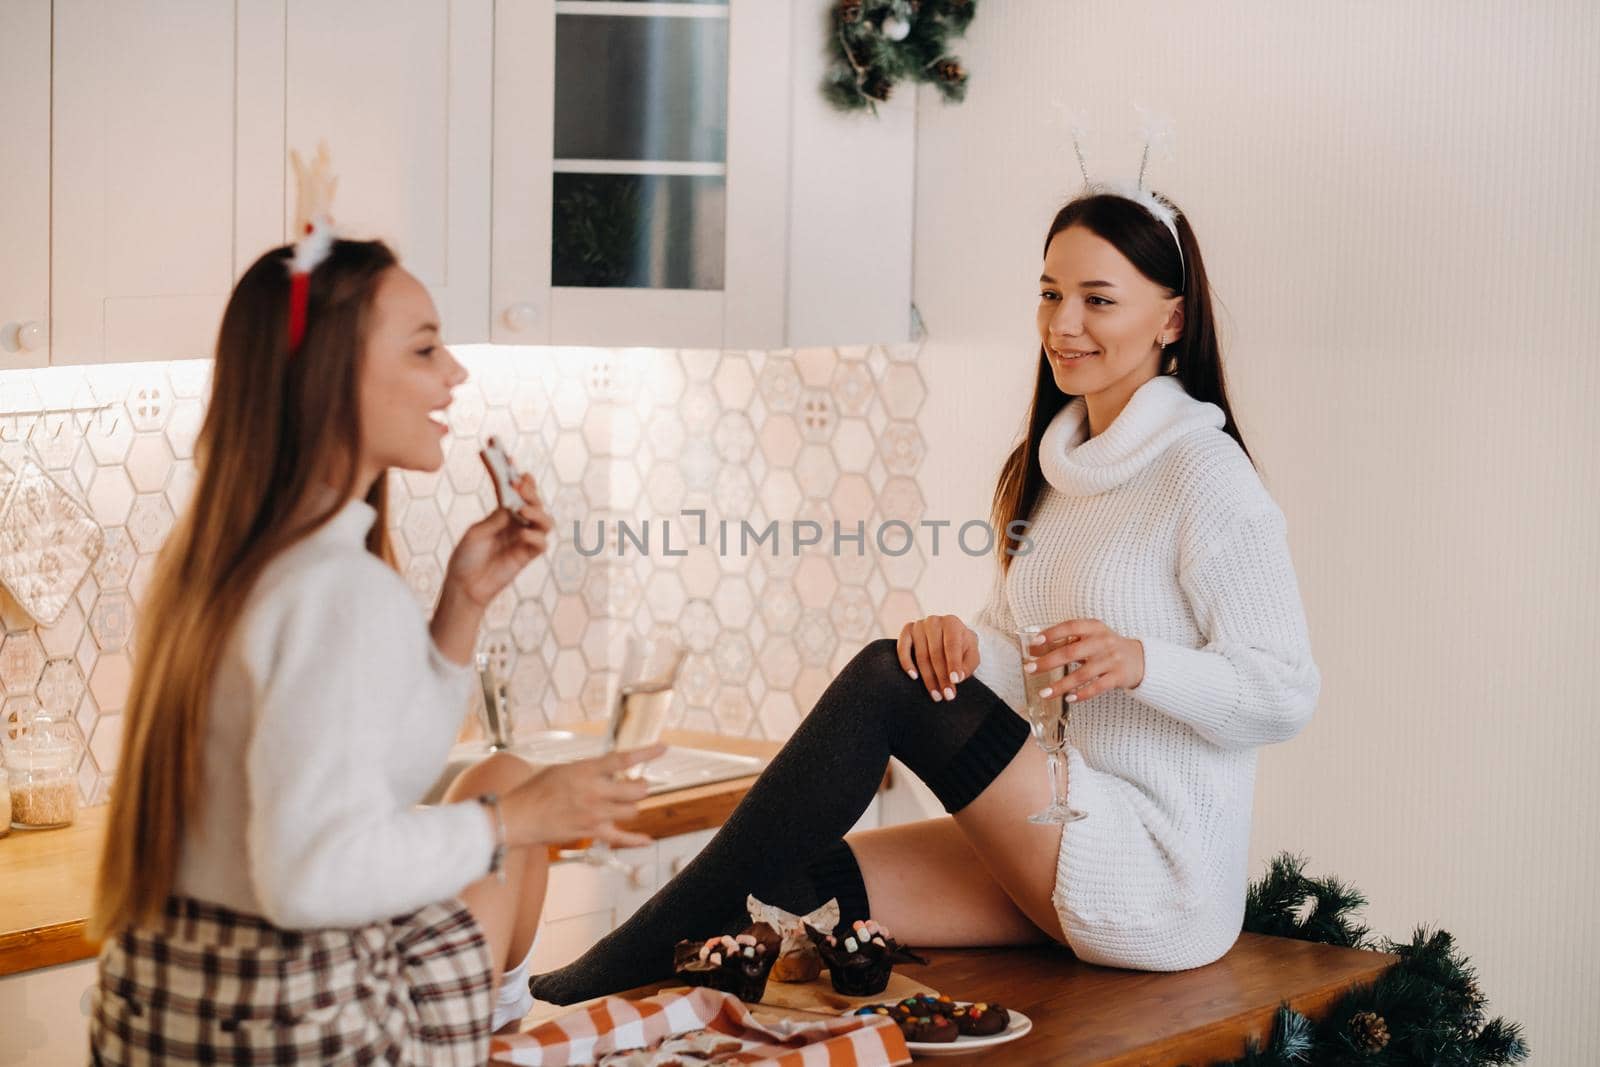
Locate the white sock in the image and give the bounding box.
[491,954,535,1032]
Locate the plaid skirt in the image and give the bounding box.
[91,896,495,1066]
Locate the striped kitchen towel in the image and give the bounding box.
[490,986,910,1066]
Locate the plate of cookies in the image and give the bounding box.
[846,994,1031,1055]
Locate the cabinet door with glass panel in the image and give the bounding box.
[493,0,915,349]
[494,0,734,348]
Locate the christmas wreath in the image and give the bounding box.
[823,0,976,113]
[1225,854,1529,1065]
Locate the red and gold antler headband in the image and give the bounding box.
[286,142,338,354]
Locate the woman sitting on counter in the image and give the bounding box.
[87,164,656,1064]
[533,186,1322,1003]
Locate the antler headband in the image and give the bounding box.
[286,142,339,354]
[1063,105,1185,290]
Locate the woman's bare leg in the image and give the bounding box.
[849,816,1052,946]
[852,742,1066,946]
[443,753,551,983]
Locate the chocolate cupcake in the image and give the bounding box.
[673,922,781,1002]
[805,918,928,997]
[747,894,837,984]
[952,1001,1010,1036]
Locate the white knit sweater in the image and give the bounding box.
[174,499,493,928]
[970,373,1321,971]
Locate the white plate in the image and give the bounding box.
[843,1004,1033,1057]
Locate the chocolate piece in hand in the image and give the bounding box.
[805,918,928,997]
[479,435,534,527]
[672,922,781,1003]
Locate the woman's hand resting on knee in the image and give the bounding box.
[502,745,666,849]
[896,614,980,703]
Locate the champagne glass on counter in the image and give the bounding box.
[1016,625,1087,824]
[581,633,686,868]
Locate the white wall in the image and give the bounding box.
[911,2,1599,1062]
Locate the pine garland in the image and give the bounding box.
[823,0,976,114]
[1223,854,1529,1066]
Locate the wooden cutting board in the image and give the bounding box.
[525,970,941,1027]
[754,970,940,1018]
[636,971,940,1026]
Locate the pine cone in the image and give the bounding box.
[862,70,893,101]
[935,58,966,83]
[1349,1011,1390,1053]
[835,0,863,24]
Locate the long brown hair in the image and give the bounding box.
[990,194,1254,571]
[93,239,399,939]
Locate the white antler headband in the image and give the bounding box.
[1057,104,1185,289]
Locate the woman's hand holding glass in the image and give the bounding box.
[895,614,981,702]
[501,745,667,850]
[1022,618,1146,703]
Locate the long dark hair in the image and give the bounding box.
[990,193,1253,570]
[94,239,398,937]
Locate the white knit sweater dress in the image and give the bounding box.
[174,499,494,927]
[970,373,1321,972]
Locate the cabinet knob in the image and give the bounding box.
[502,303,538,333]
[15,321,44,352]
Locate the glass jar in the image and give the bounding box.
[0,764,10,837]
[5,716,80,830]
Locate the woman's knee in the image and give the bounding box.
[442,752,535,803]
[841,638,911,689]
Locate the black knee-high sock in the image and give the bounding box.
[530,638,1028,1004]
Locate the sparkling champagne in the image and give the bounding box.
[608,680,674,778]
[1016,626,1088,823]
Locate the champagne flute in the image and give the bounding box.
[582,633,686,868]
[1017,625,1087,824]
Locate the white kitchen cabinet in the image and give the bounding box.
[492,0,916,349]
[0,0,52,369]
[50,0,275,365]
[0,957,95,1064]
[46,0,492,365]
[529,828,715,973]
[274,0,494,343]
[34,0,912,364]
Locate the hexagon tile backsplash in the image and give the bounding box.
[0,345,929,805]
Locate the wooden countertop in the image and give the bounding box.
[899,936,1395,1065]
[606,935,1396,1067]
[0,727,778,979]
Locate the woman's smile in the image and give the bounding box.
[1047,346,1099,366]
